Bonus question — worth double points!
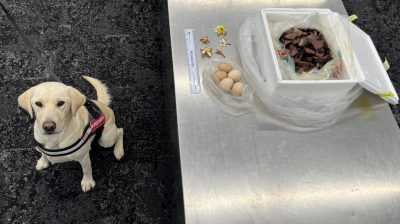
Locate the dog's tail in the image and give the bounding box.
[82,76,111,106]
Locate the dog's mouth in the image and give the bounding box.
[41,130,60,135]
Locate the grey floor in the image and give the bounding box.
[1,0,183,223]
[0,0,399,223]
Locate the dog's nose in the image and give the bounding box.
[42,122,56,132]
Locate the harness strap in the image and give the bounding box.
[35,100,106,157]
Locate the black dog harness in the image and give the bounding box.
[35,100,106,157]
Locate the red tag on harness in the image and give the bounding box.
[90,113,106,132]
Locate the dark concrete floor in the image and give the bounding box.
[0,0,183,223]
[0,0,399,223]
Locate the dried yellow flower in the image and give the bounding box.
[219,37,231,47]
[200,36,210,44]
[214,25,227,36]
[201,47,213,57]
[216,48,225,58]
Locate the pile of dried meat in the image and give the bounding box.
[279,28,332,74]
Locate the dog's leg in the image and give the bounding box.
[79,153,95,192]
[36,154,50,170]
[113,128,124,160]
[99,124,124,160]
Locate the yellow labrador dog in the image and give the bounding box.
[18,76,124,192]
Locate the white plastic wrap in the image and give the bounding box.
[238,15,363,128]
[202,59,254,116]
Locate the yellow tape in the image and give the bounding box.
[377,91,395,98]
[383,58,390,71]
[348,14,358,22]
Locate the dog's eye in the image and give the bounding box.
[57,101,65,107]
[35,102,43,107]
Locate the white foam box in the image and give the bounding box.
[258,8,399,104]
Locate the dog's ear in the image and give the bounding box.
[68,87,86,117]
[18,87,35,118]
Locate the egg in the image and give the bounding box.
[228,69,242,82]
[232,82,244,96]
[215,70,228,81]
[219,78,234,92]
[218,63,233,73]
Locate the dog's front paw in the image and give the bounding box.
[36,158,50,171]
[81,177,96,192]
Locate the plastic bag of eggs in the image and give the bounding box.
[214,63,244,96]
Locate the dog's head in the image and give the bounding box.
[18,82,86,135]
